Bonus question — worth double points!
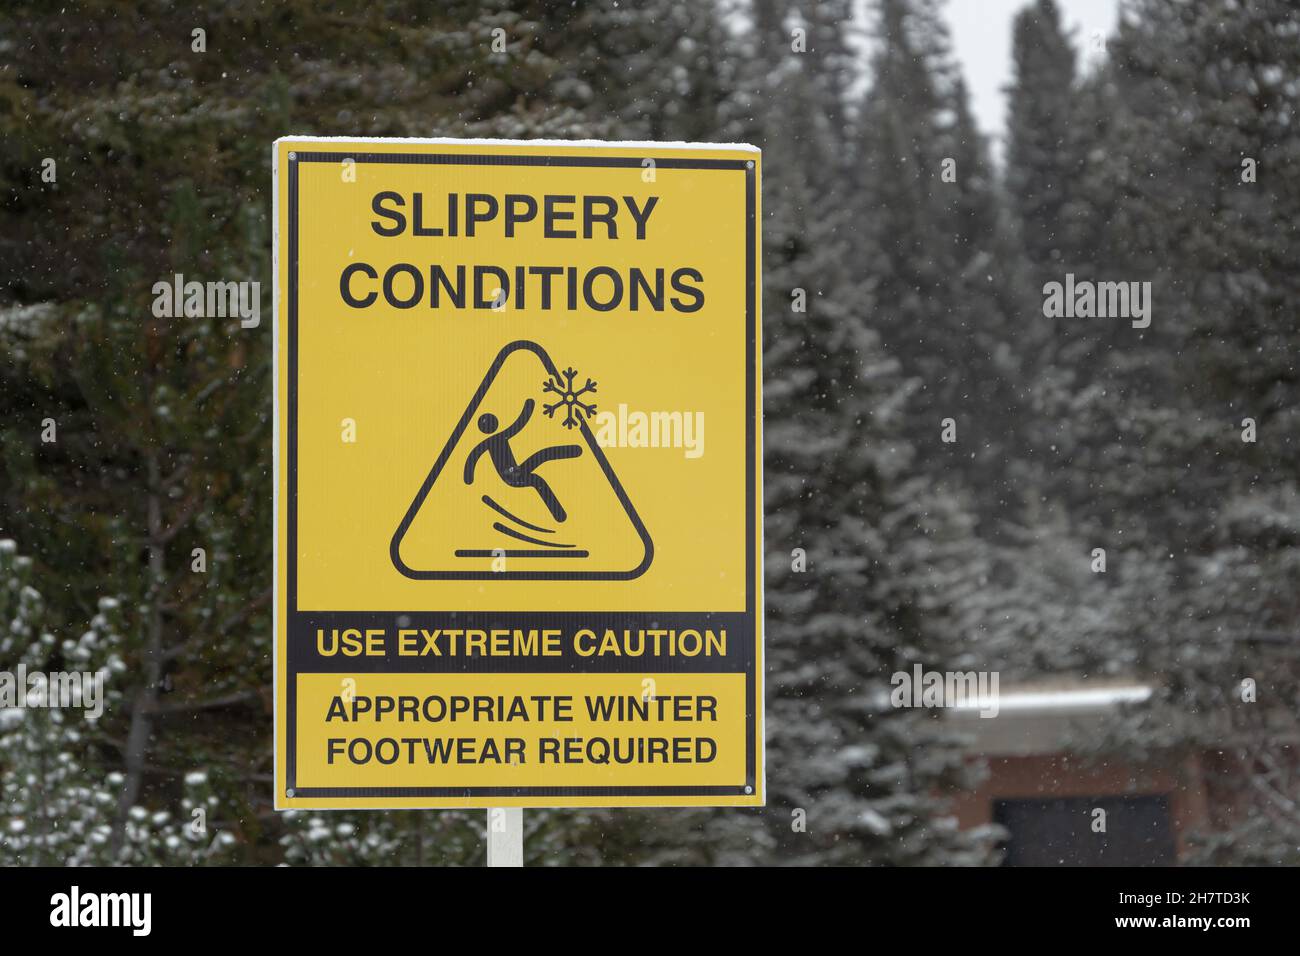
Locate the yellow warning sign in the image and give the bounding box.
[273,138,762,808]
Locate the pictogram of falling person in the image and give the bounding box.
[463,399,582,522]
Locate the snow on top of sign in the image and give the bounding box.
[272,135,759,153]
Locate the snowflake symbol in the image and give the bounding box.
[542,367,598,429]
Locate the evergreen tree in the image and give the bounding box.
[0,539,235,864]
[854,0,1028,525]
[1005,0,1079,272]
[1094,0,1300,864]
[572,0,738,143]
[1004,0,1300,863]
[743,0,997,865]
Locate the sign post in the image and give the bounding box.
[487,808,523,867]
[272,138,764,837]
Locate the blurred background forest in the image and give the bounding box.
[1,0,1298,865]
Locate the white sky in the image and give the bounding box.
[943,0,1120,148]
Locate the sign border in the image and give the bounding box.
[275,141,761,807]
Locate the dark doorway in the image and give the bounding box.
[994,795,1176,866]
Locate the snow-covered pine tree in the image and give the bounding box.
[853,0,1028,526]
[999,1,1129,676]
[0,539,234,864]
[1005,0,1080,275]
[1087,0,1300,865]
[735,0,998,865]
[1002,0,1300,863]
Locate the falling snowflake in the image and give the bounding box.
[542,367,598,429]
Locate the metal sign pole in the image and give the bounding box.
[487,807,523,867]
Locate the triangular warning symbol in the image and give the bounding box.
[390,340,653,580]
